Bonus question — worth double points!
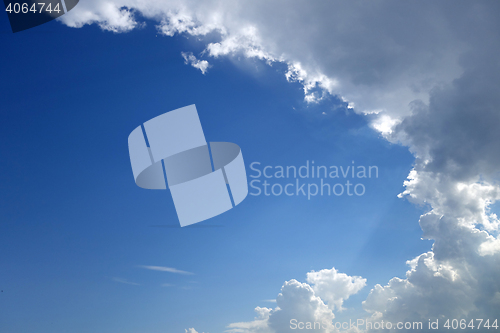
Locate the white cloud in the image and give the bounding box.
[62,2,137,32]
[59,0,472,117]
[306,267,366,312]
[227,268,366,333]
[185,329,206,333]
[226,279,335,333]
[139,265,194,275]
[479,237,500,256]
[181,52,210,74]
[267,280,336,333]
[371,115,400,136]
[226,307,273,333]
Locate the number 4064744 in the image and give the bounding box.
[5,3,61,14]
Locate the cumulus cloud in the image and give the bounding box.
[181,52,210,74]
[61,2,138,32]
[363,216,499,321]
[364,31,500,328]
[59,0,477,118]
[185,329,206,333]
[306,268,366,312]
[227,280,335,333]
[58,0,500,331]
[226,306,273,333]
[227,268,365,333]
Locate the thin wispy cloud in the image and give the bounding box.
[139,265,194,275]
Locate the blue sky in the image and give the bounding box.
[2,2,500,333]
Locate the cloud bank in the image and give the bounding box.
[59,0,473,117]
